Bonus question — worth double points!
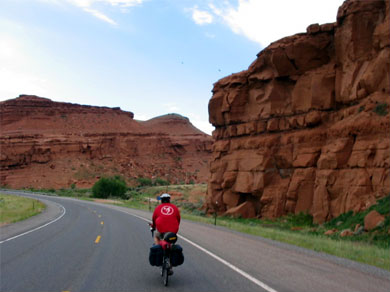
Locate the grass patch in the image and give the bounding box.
[177,212,389,270]
[25,187,92,198]
[0,193,46,224]
[321,196,390,249]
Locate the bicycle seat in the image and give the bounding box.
[163,232,177,244]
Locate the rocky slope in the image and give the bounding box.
[206,0,390,223]
[0,95,212,189]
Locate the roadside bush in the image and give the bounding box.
[154,177,169,186]
[92,176,127,199]
[128,190,142,199]
[137,177,153,187]
[288,212,314,227]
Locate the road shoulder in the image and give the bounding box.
[0,190,63,241]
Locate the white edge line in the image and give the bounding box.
[119,209,278,292]
[0,204,66,244]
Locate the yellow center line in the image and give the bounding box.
[95,235,101,243]
[101,221,104,225]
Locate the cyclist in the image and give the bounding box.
[151,193,181,246]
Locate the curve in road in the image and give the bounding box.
[1,191,389,292]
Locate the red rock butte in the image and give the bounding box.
[0,95,212,189]
[206,0,390,223]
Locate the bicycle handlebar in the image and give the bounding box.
[148,222,155,237]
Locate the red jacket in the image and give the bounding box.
[152,203,181,234]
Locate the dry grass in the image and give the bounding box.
[0,193,46,224]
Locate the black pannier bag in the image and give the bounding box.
[170,244,184,266]
[149,245,163,266]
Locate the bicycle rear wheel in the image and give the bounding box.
[162,258,169,286]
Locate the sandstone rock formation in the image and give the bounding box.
[364,210,385,231]
[206,0,390,223]
[0,95,212,189]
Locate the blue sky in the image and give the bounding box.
[0,0,344,134]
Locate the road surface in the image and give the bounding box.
[1,190,389,292]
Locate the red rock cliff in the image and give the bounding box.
[206,0,390,223]
[0,95,212,189]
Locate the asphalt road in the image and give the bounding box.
[1,191,389,292]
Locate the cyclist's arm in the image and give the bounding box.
[152,208,158,229]
[175,205,181,223]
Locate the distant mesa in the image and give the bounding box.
[0,95,213,189]
[140,113,207,136]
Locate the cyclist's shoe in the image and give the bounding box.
[168,268,174,275]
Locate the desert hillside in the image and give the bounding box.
[206,0,390,223]
[0,95,213,189]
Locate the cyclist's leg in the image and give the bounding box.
[154,231,165,245]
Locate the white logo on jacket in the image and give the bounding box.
[161,206,174,215]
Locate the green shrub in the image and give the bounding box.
[92,176,127,199]
[371,195,390,215]
[128,190,142,199]
[288,212,314,227]
[373,103,388,116]
[137,177,153,186]
[154,177,169,186]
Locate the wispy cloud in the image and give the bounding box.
[103,0,144,7]
[191,6,214,25]
[68,0,143,8]
[44,0,145,25]
[83,7,117,25]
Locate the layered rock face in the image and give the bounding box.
[0,95,212,189]
[207,0,390,223]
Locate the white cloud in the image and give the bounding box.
[192,7,214,25]
[195,0,344,48]
[44,0,145,25]
[83,7,117,25]
[69,0,143,8]
[103,0,144,7]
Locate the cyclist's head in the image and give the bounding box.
[160,193,171,203]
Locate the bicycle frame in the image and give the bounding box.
[149,223,174,286]
[160,242,171,286]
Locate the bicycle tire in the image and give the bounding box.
[162,258,169,286]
